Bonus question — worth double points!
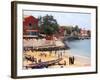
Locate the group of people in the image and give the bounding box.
[24,49,75,69]
[24,54,42,64]
[39,52,47,57]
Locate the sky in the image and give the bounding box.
[23,10,91,30]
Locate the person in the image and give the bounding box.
[31,56,34,62]
[72,56,75,64]
[55,50,57,55]
[69,57,71,65]
[44,54,47,57]
[38,59,42,63]
[34,58,37,63]
[64,60,66,65]
[58,54,60,58]
[60,52,62,58]
[69,56,75,65]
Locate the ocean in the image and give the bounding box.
[65,39,91,57]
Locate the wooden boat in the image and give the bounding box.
[25,58,62,69]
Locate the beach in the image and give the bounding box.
[23,50,91,69]
[23,37,91,69]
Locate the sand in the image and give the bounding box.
[23,50,91,69]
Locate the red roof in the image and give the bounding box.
[23,16,38,26]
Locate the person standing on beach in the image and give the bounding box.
[60,52,62,58]
[69,56,75,65]
[69,57,71,65]
[64,60,66,65]
[72,56,75,64]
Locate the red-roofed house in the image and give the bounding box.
[23,16,39,36]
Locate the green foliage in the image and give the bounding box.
[62,25,81,36]
[64,26,73,35]
[38,14,59,35]
[38,15,90,37]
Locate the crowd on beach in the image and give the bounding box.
[23,48,75,69]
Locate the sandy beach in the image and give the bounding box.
[23,50,91,69]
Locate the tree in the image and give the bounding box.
[71,25,80,36]
[38,14,59,35]
[74,25,80,33]
[64,26,73,35]
[38,16,42,27]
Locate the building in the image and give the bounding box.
[80,28,88,37]
[59,26,66,36]
[23,16,39,36]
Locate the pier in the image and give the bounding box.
[63,36,90,41]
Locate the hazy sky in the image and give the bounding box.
[23,10,91,30]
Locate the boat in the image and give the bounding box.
[25,58,62,69]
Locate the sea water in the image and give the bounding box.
[66,39,91,57]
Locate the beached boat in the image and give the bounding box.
[25,58,62,69]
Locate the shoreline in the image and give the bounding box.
[66,51,91,61]
[64,39,91,59]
